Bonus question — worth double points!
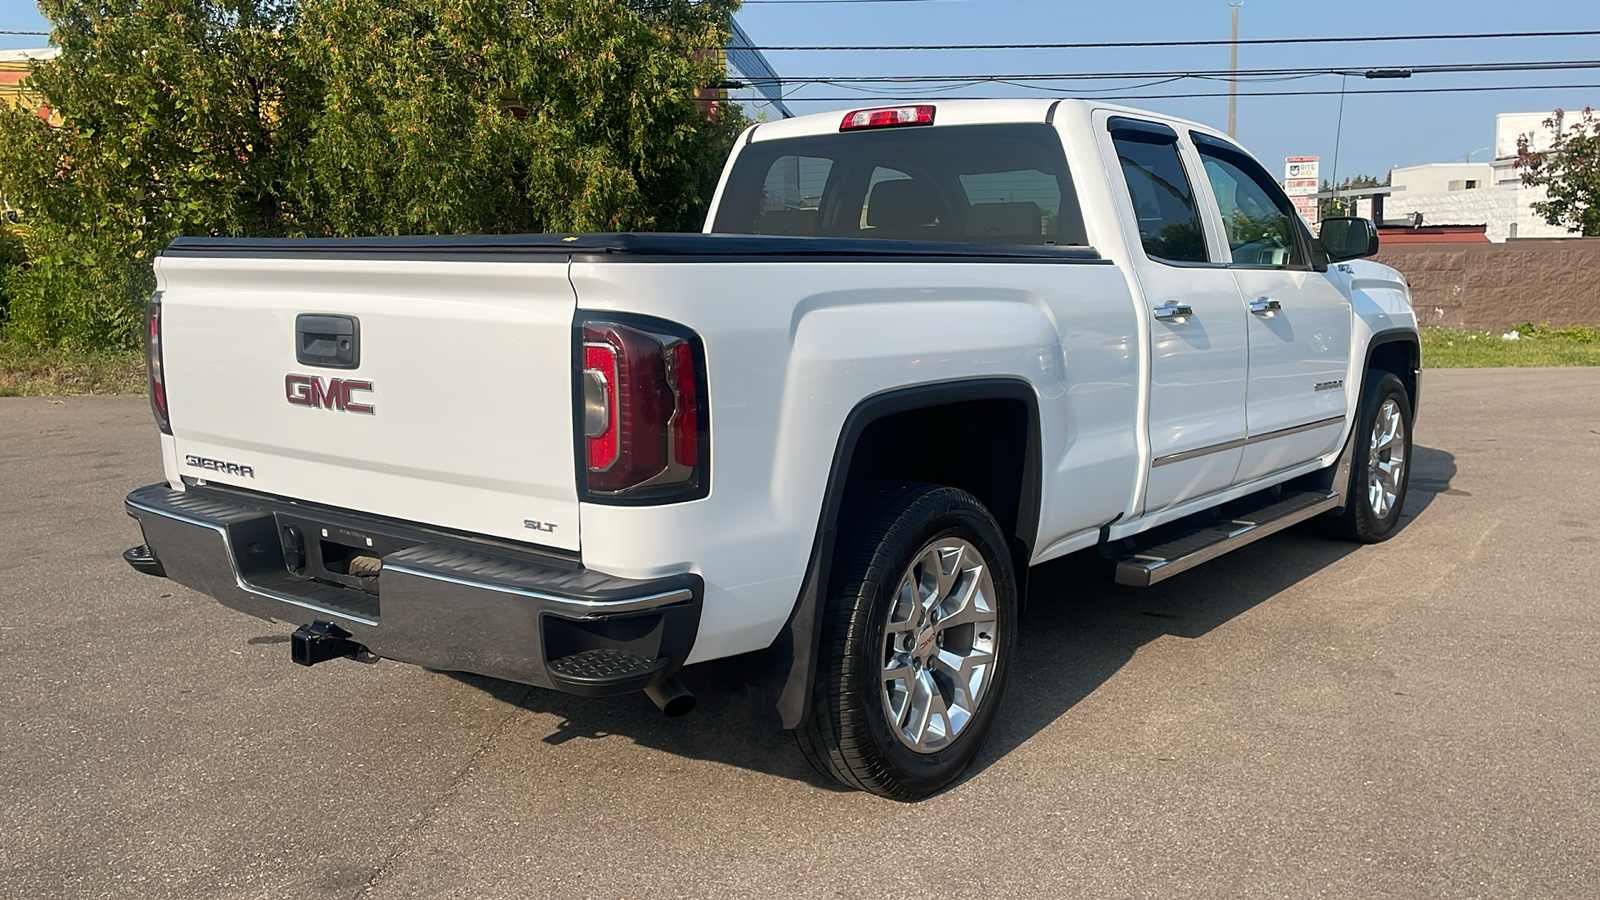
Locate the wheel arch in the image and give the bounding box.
[771,377,1042,730]
[1364,328,1421,414]
[1296,327,1422,513]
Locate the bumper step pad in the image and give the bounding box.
[548,648,668,685]
[123,544,166,578]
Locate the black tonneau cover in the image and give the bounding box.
[163,232,1105,263]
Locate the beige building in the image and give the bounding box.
[0,47,60,125]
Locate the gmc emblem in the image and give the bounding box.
[285,374,375,415]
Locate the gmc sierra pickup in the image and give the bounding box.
[124,99,1419,800]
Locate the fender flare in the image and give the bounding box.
[1363,327,1422,414]
[770,378,1042,730]
[1302,327,1421,513]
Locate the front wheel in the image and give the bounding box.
[797,483,1018,800]
[1323,371,1414,543]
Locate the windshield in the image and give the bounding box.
[711,124,1088,246]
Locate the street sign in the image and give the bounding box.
[1285,156,1319,181]
[1290,193,1318,225]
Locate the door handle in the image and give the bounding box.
[295,314,361,369]
[1153,303,1194,322]
[1249,298,1282,316]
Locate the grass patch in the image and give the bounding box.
[1422,325,1600,368]
[0,340,145,396]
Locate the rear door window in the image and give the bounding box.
[713,124,1088,246]
[1109,126,1210,264]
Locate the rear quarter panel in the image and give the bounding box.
[571,258,1140,663]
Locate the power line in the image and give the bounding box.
[738,59,1600,86]
[1102,81,1600,101]
[765,82,1600,102]
[0,30,49,35]
[739,28,1600,52]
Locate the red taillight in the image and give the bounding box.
[840,105,935,131]
[583,341,620,472]
[668,341,698,468]
[579,319,706,500]
[146,295,170,434]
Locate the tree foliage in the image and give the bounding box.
[1317,173,1388,220]
[0,0,743,348]
[1516,107,1600,238]
[290,0,742,235]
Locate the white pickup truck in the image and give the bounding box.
[124,99,1419,800]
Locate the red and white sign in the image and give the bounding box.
[1291,194,1318,225]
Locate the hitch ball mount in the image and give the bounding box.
[290,620,377,667]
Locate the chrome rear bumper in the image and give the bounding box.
[124,483,701,696]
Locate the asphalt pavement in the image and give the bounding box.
[2,368,1597,899]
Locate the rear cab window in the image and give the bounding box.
[712,124,1089,246]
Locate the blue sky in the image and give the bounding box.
[733,0,1600,180]
[2,0,1597,181]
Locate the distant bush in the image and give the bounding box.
[0,219,25,329]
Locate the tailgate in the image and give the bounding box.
[154,252,581,552]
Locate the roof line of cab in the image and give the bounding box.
[744,98,1229,147]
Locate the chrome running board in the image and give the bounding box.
[1109,489,1340,588]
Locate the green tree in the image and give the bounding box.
[1516,107,1600,237]
[286,0,742,235]
[0,0,743,349]
[0,0,303,348]
[1318,173,1388,220]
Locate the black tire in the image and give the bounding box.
[796,482,1018,800]
[1322,371,1414,543]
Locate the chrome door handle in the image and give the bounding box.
[1153,303,1194,322]
[1250,298,1282,316]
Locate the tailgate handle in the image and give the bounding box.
[296,314,361,369]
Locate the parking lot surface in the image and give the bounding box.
[2,368,1598,899]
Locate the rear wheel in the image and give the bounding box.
[797,483,1018,800]
[1324,371,1413,543]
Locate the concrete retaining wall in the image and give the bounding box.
[1373,238,1600,331]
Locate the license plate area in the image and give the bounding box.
[275,514,417,599]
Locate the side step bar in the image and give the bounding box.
[1109,489,1340,587]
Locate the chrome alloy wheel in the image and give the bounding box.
[880,538,999,753]
[1367,397,1407,518]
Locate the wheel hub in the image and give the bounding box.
[1366,397,1407,519]
[879,538,999,754]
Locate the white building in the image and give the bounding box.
[1385,111,1582,242]
[1389,162,1494,195]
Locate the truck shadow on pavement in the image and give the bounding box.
[450,444,1458,795]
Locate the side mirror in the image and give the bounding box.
[1319,216,1379,262]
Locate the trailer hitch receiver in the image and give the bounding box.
[290,620,373,667]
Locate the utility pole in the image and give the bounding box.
[1228,0,1244,138]
[1330,74,1347,218]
